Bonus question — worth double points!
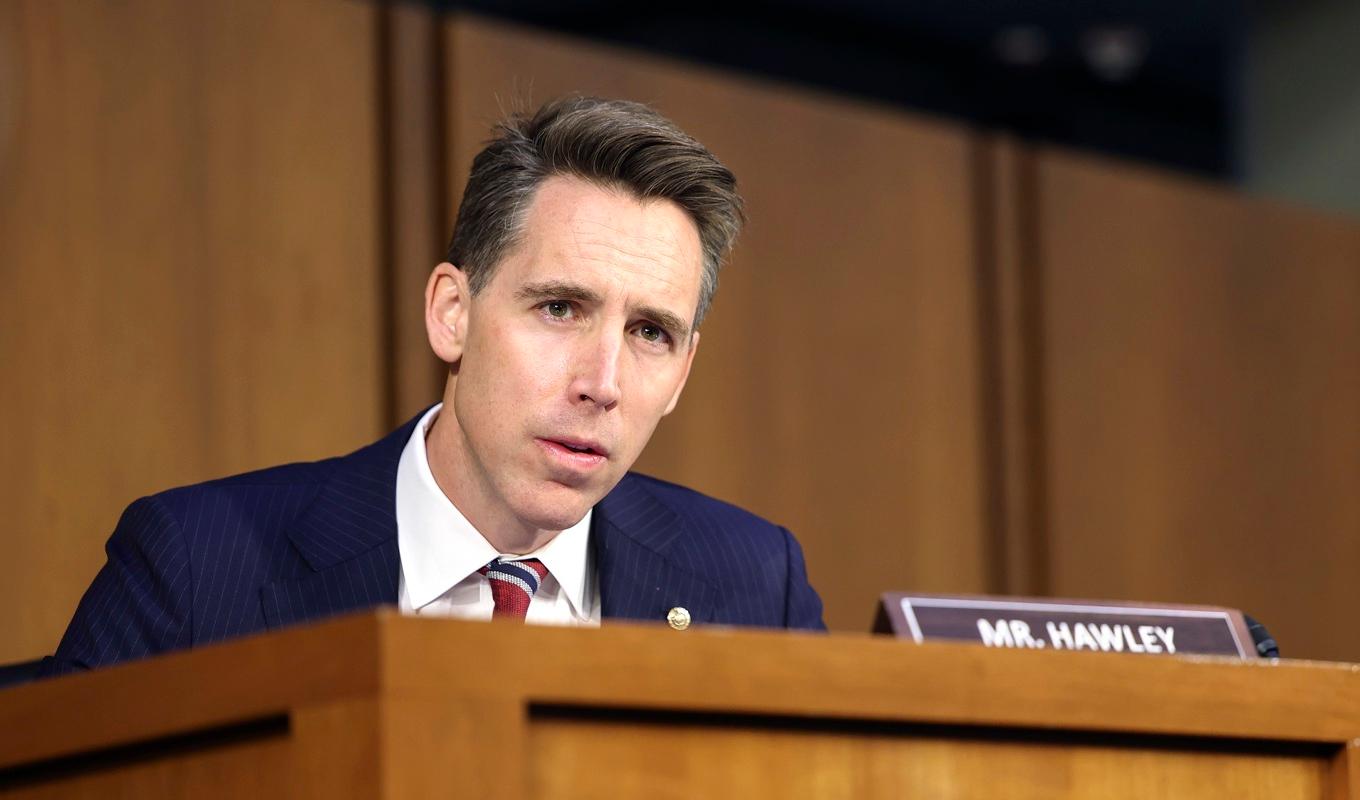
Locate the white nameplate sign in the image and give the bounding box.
[874,593,1254,658]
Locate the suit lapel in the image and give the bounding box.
[594,476,716,626]
[261,414,422,630]
[261,540,400,629]
[258,415,716,630]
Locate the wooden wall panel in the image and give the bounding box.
[440,16,991,631]
[380,1,448,425]
[0,0,385,662]
[976,138,1049,597]
[1030,148,1360,661]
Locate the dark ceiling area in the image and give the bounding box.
[438,0,1245,179]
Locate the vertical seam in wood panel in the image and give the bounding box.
[1016,144,1051,596]
[430,9,450,282]
[378,2,450,429]
[425,4,451,420]
[1330,740,1360,800]
[971,135,1008,596]
[375,5,399,430]
[976,137,1051,597]
[443,13,460,249]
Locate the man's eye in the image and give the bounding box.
[544,301,572,319]
[636,324,669,345]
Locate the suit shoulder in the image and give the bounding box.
[201,457,339,489]
[145,414,416,518]
[155,454,337,497]
[140,457,338,541]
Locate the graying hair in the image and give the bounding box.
[447,96,745,327]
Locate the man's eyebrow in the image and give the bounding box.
[637,306,692,343]
[515,281,693,344]
[514,281,602,305]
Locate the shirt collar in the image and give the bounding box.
[524,508,594,620]
[395,403,593,615]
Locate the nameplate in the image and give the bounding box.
[874,593,1253,658]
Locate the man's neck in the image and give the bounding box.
[423,409,562,555]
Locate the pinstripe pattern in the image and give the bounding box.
[44,412,824,677]
[594,474,824,630]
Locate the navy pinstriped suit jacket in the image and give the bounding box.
[45,413,825,675]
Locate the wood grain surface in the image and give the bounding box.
[530,718,1327,800]
[1029,148,1360,661]
[3,612,1358,799]
[0,0,386,663]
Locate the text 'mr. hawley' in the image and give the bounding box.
[977,619,1177,654]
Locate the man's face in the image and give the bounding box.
[430,175,703,537]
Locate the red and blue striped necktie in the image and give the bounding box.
[478,558,550,621]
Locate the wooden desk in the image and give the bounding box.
[2,611,1357,798]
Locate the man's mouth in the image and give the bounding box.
[546,437,608,457]
[537,437,610,468]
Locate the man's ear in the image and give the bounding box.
[425,262,471,365]
[663,331,700,416]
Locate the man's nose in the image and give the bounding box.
[569,329,622,410]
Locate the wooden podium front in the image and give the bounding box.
[2,610,1358,798]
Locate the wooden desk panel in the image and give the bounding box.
[532,717,1328,800]
[3,613,1357,799]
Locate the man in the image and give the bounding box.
[45,97,824,675]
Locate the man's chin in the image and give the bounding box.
[513,483,605,532]
[518,507,592,533]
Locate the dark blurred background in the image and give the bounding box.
[443,0,1359,213]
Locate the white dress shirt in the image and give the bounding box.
[395,404,600,625]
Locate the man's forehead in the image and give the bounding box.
[528,177,699,253]
[510,177,703,312]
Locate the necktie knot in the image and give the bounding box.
[478,558,549,621]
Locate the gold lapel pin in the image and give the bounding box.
[667,607,691,631]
